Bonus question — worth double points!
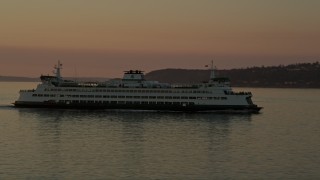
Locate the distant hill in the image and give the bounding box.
[2,62,319,88]
[145,62,320,88]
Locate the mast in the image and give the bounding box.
[210,60,215,80]
[54,60,63,84]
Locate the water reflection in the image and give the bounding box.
[16,108,252,121]
[14,108,253,178]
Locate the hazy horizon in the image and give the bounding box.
[1,0,319,78]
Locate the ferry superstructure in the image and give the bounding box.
[14,61,262,113]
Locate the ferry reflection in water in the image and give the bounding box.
[14,108,253,178]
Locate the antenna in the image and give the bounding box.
[210,59,215,79]
[53,60,63,84]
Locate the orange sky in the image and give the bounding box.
[0,0,319,77]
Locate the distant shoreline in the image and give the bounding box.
[1,78,319,89]
[2,62,319,88]
[0,77,109,83]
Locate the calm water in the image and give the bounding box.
[0,82,320,179]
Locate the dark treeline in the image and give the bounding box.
[145,62,320,88]
[0,76,108,82]
[0,76,38,82]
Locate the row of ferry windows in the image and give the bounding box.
[59,100,196,105]
[32,94,227,100]
[44,88,211,94]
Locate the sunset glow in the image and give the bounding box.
[1,0,319,77]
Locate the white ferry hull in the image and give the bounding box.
[14,62,262,113]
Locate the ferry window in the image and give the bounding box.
[134,96,140,99]
[111,95,117,98]
[157,102,164,105]
[165,102,172,105]
[181,96,188,99]
[50,94,55,97]
[149,96,156,99]
[165,96,172,99]
[157,96,164,99]
[173,96,180,99]
[189,97,196,99]
[60,95,64,97]
[142,96,148,99]
[221,97,227,100]
[32,94,37,97]
[197,97,207,100]
[118,96,125,98]
[126,96,132,98]
[95,95,102,98]
[173,102,180,105]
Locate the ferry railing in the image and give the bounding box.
[225,91,252,95]
[172,84,199,89]
[19,89,35,92]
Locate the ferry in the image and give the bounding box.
[14,61,262,113]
